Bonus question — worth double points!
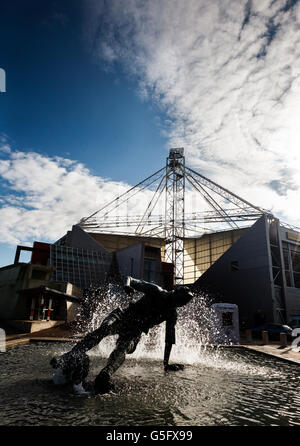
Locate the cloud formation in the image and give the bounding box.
[84,0,300,225]
[2,1,300,247]
[0,145,156,245]
[0,142,236,246]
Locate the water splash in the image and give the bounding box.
[73,283,278,377]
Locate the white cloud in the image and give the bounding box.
[0,145,157,245]
[0,144,11,154]
[2,1,300,248]
[84,0,300,226]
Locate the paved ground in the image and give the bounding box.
[0,323,83,348]
[240,341,300,365]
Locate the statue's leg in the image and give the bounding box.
[94,333,141,394]
[51,308,123,385]
[72,308,123,354]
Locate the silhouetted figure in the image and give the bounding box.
[50,277,194,394]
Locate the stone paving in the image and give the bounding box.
[242,343,300,365]
[1,323,83,348]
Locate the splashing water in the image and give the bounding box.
[75,283,280,378]
[2,287,299,425]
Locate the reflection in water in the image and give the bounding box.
[0,342,299,426]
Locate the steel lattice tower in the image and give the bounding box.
[164,148,185,284]
[79,147,274,285]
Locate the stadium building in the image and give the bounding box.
[1,148,300,330]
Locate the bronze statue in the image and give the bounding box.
[51,277,194,395]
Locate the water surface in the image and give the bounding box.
[0,342,299,426]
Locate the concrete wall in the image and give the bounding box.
[90,232,165,259]
[0,263,53,319]
[195,215,274,327]
[68,225,108,253]
[66,300,81,323]
[47,282,83,298]
[0,264,27,318]
[26,264,52,287]
[116,242,144,279]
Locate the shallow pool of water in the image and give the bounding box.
[0,342,300,426]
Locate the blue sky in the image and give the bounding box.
[0,1,168,266]
[0,1,168,182]
[1,0,300,267]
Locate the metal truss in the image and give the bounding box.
[164,148,185,284]
[185,166,269,213]
[79,148,270,284]
[80,209,264,229]
[79,167,165,229]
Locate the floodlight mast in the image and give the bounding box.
[79,147,272,286]
[165,148,185,285]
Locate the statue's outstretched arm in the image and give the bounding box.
[124,276,163,294]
